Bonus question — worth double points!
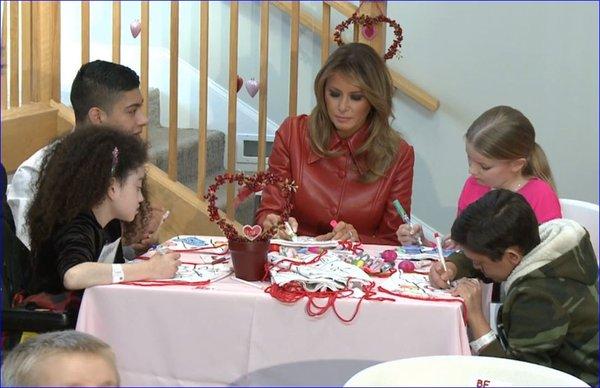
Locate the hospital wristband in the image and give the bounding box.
[112,264,125,284]
[470,330,497,354]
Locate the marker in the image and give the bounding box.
[392,199,423,246]
[284,221,298,242]
[434,232,450,287]
[329,220,338,229]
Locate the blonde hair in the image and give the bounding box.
[309,42,401,182]
[1,330,119,387]
[466,105,556,191]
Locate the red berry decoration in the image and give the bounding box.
[333,12,403,61]
[398,260,416,273]
[204,172,295,242]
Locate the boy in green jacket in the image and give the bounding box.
[429,189,598,386]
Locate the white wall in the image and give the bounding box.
[57,1,598,234]
[384,2,598,233]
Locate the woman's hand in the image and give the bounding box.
[316,221,358,242]
[147,250,181,279]
[262,214,298,240]
[428,261,457,289]
[396,223,425,246]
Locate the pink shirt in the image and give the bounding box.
[457,176,562,224]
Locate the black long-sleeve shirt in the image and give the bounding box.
[28,211,124,294]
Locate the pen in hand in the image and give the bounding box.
[434,232,451,287]
[284,221,298,242]
[392,199,423,246]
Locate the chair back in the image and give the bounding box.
[344,355,590,387]
[560,198,599,259]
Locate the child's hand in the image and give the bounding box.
[148,251,181,279]
[428,261,457,289]
[452,278,484,321]
[442,235,458,250]
[396,223,424,245]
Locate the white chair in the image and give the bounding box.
[344,355,590,387]
[560,198,599,259]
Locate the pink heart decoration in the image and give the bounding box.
[361,24,377,41]
[242,225,263,241]
[236,75,244,93]
[245,78,259,98]
[130,19,142,39]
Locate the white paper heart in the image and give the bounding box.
[245,78,259,98]
[242,224,263,241]
[130,19,142,39]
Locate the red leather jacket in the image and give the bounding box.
[256,115,414,245]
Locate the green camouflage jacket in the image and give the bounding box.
[449,219,598,386]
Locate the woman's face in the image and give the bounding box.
[324,72,372,138]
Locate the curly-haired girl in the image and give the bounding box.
[26,125,180,293]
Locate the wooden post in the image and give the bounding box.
[168,1,179,181]
[321,2,330,65]
[9,1,19,107]
[288,1,299,117]
[197,1,209,197]
[226,1,239,219]
[140,1,149,139]
[257,1,269,172]
[21,1,32,105]
[81,1,89,65]
[31,2,59,103]
[1,1,7,109]
[356,1,387,55]
[112,1,121,63]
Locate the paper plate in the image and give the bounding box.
[271,236,338,248]
[344,355,589,387]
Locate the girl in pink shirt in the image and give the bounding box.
[398,105,561,246]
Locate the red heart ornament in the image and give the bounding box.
[242,225,263,241]
[236,75,243,93]
[130,19,142,39]
[361,24,377,41]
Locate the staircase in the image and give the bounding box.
[146,88,258,226]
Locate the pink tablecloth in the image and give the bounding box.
[76,238,472,386]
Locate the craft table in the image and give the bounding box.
[76,237,476,386]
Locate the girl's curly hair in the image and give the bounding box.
[27,125,149,258]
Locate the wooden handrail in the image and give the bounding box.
[226,1,239,219]
[81,1,89,65]
[21,1,32,105]
[2,1,8,109]
[273,0,440,112]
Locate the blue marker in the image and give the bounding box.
[392,199,423,246]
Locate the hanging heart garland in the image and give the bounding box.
[237,75,244,93]
[130,19,142,39]
[333,13,403,61]
[204,171,296,242]
[245,78,259,98]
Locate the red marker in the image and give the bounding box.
[330,220,338,228]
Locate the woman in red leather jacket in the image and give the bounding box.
[255,43,414,245]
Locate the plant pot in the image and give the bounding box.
[228,239,270,281]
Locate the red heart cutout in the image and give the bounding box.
[243,225,263,241]
[361,24,377,41]
[237,76,243,93]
